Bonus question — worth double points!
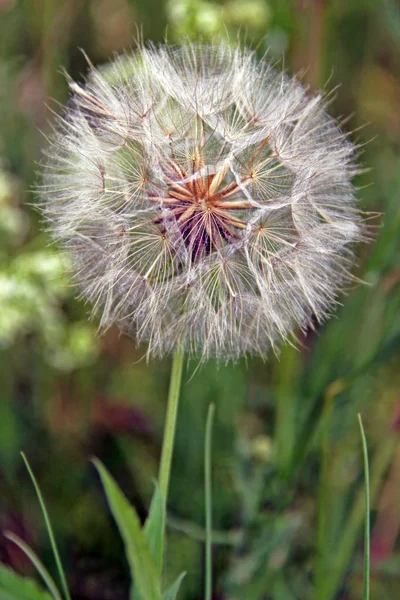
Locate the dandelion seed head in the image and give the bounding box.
[40,42,365,361]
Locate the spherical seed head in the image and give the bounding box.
[40,42,364,361]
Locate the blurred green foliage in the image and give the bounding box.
[0,0,400,599]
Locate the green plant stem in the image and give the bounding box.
[158,348,185,505]
[205,404,215,600]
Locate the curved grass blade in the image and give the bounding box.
[4,532,62,600]
[358,414,370,600]
[93,459,161,600]
[204,404,215,600]
[20,453,71,600]
[319,436,394,599]
[162,572,186,600]
[0,561,54,600]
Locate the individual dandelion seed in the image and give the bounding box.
[39,41,367,361]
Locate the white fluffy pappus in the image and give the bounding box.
[39,42,366,361]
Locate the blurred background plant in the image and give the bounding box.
[0,0,400,598]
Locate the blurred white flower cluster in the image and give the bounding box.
[40,42,364,360]
[0,168,97,370]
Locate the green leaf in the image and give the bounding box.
[93,459,161,600]
[162,573,186,600]
[20,453,71,600]
[4,533,62,600]
[144,482,165,576]
[0,562,53,600]
[131,483,165,600]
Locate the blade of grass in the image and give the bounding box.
[319,435,395,599]
[4,532,62,600]
[358,414,370,600]
[204,404,215,600]
[20,453,71,600]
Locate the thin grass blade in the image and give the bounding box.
[20,453,71,600]
[4,532,62,600]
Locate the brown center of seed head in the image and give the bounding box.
[148,148,254,261]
